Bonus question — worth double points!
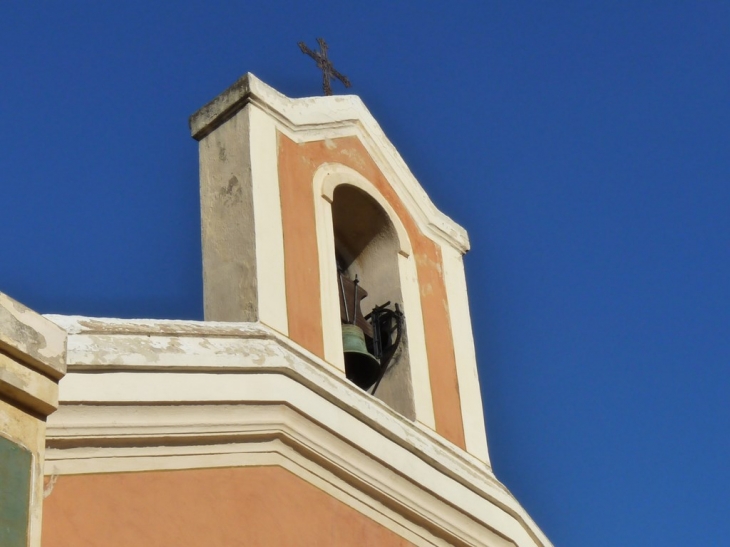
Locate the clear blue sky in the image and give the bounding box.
[2,3,729,545]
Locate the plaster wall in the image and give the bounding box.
[41,466,414,547]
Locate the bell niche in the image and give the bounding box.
[331,184,415,419]
[192,74,491,465]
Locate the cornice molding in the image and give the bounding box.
[46,315,551,547]
[46,406,501,547]
[0,292,66,381]
[0,292,66,416]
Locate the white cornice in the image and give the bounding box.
[46,407,492,547]
[46,315,551,547]
[0,292,66,416]
[189,73,470,254]
[0,292,66,381]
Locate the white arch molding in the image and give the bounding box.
[312,163,436,429]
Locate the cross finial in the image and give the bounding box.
[298,38,352,96]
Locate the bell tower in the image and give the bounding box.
[191,74,487,454]
[37,74,553,547]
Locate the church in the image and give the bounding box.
[0,74,553,546]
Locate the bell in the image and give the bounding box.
[342,324,381,389]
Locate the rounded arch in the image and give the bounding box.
[312,162,433,425]
[315,163,412,258]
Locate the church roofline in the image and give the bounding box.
[189,73,471,254]
[44,313,552,547]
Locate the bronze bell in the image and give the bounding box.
[338,268,381,389]
[342,324,381,389]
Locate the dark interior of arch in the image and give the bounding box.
[330,184,416,420]
[332,185,393,270]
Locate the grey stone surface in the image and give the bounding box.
[190,74,253,141]
[198,107,259,322]
[0,293,66,379]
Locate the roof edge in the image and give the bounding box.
[189,73,470,254]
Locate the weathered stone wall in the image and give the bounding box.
[0,293,66,547]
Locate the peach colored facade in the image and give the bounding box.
[42,467,414,547]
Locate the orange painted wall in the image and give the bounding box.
[277,133,465,449]
[42,466,414,547]
[277,132,325,359]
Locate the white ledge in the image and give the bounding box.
[45,314,551,547]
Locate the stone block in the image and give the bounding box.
[0,293,66,380]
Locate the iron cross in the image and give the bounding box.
[298,38,352,96]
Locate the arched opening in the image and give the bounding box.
[331,184,415,419]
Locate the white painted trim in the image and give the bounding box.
[248,104,288,336]
[44,315,551,547]
[311,164,434,427]
[0,353,59,415]
[397,252,435,429]
[318,163,412,258]
[189,74,470,254]
[441,245,490,464]
[45,404,531,547]
[312,168,345,371]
